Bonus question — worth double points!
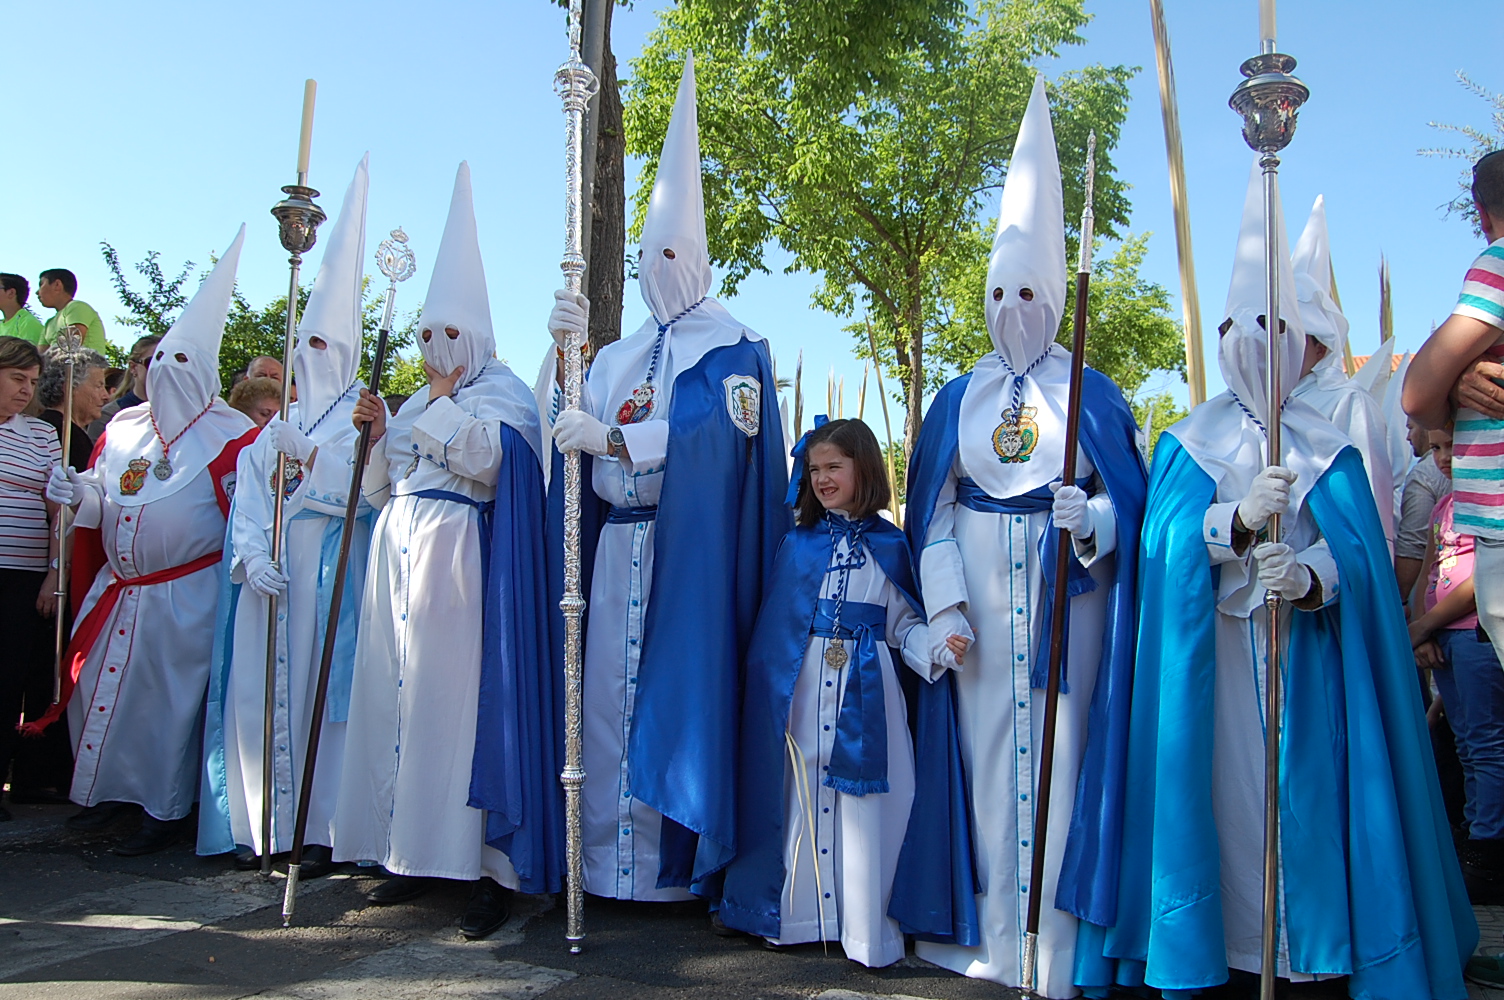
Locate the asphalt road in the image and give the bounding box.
[0,802,1021,1000]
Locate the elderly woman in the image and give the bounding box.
[0,336,62,821]
[38,346,111,470]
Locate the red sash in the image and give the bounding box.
[19,549,223,736]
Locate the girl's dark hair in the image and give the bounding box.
[794,418,891,526]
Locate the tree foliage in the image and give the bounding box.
[1421,70,1504,234]
[625,0,1134,458]
[101,244,416,395]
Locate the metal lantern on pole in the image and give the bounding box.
[1227,10,1308,997]
[555,0,599,954]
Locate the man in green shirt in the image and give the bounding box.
[0,273,44,343]
[37,268,108,353]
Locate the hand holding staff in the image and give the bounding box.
[1022,132,1095,994]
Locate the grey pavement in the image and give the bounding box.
[5,801,1504,999]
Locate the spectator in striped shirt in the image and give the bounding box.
[0,336,62,822]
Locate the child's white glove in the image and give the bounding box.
[548,289,590,350]
[553,408,611,456]
[1237,466,1295,532]
[1049,481,1092,540]
[1254,542,1312,600]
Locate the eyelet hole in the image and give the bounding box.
[992,288,1003,302]
[444,326,460,340]
[421,328,433,343]
[1018,287,1034,302]
[662,247,676,260]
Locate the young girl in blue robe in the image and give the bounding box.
[719,418,931,967]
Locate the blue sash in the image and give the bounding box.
[955,477,1097,690]
[607,504,658,524]
[810,597,889,797]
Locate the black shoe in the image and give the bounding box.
[365,874,434,905]
[66,801,135,831]
[1460,838,1504,904]
[233,847,261,871]
[0,804,11,822]
[459,877,512,940]
[113,816,183,857]
[280,844,337,880]
[708,911,741,938]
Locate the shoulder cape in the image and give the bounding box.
[467,423,563,895]
[628,337,792,891]
[719,518,919,937]
[890,367,1146,943]
[1080,437,1475,997]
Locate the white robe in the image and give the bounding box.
[68,460,237,821]
[219,397,365,854]
[915,447,1117,999]
[771,523,927,967]
[1290,369,1393,550]
[332,388,516,886]
[1201,477,1339,982]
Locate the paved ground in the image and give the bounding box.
[3,801,1503,999]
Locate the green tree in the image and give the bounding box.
[99,242,195,363]
[625,0,1133,459]
[1131,390,1186,462]
[1421,70,1504,234]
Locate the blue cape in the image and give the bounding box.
[889,368,1146,943]
[719,516,921,937]
[1080,435,1476,998]
[468,423,564,895]
[197,502,372,857]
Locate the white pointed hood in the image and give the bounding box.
[418,162,496,390]
[1168,158,1349,544]
[954,75,1073,500]
[295,154,368,433]
[638,52,712,324]
[104,225,254,506]
[1292,195,1349,378]
[984,74,1067,367]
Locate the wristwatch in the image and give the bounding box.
[607,426,626,456]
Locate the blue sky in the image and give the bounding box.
[6,1,1497,414]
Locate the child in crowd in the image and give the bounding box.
[1411,423,1504,902]
[718,418,931,967]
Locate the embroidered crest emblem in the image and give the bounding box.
[723,374,760,437]
[120,458,151,496]
[992,406,1040,463]
[615,382,656,425]
[270,456,304,501]
[221,471,238,503]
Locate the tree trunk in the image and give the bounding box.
[586,3,626,356]
[902,278,925,462]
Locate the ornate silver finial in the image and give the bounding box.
[271,184,328,258]
[49,325,88,363]
[1230,52,1309,155]
[376,228,417,285]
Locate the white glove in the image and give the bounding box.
[46,464,83,506]
[928,606,975,672]
[1254,542,1313,601]
[553,407,612,457]
[1237,466,1296,532]
[548,289,590,350]
[263,418,316,462]
[1049,481,1092,540]
[242,553,288,597]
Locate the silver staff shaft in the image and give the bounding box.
[555,0,599,954]
[51,327,84,703]
[1230,45,1307,1000]
[264,182,327,876]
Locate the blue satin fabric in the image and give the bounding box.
[197,529,240,857]
[784,414,830,506]
[1082,436,1475,998]
[812,598,890,796]
[466,424,562,894]
[622,338,792,891]
[720,516,919,939]
[607,504,658,524]
[292,506,374,724]
[954,477,1097,692]
[892,368,1146,945]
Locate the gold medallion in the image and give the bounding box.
[992,406,1040,464]
[120,458,151,496]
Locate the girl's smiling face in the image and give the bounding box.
[807,441,857,513]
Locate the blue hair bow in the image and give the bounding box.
[785,413,830,506]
